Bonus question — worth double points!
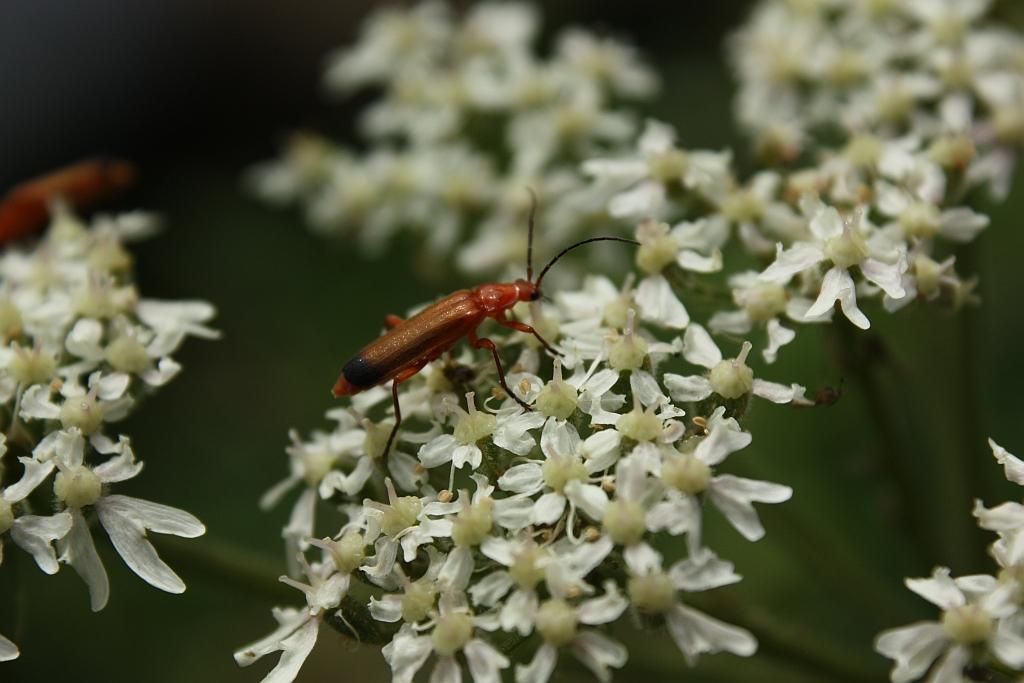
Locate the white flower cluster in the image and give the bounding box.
[731,0,1024,190]
[875,439,1024,682]
[247,1,656,275]
[238,274,811,681]
[240,1,1024,681]
[0,205,217,662]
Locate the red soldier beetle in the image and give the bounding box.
[0,158,136,245]
[332,194,638,461]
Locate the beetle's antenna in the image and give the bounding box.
[534,236,639,289]
[526,188,538,282]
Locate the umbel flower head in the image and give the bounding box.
[0,203,217,660]
[240,0,1023,681]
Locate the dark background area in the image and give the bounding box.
[2,1,1023,681]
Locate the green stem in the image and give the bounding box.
[830,323,935,566]
[953,241,989,569]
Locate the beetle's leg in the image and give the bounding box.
[384,314,404,329]
[494,310,562,357]
[469,329,533,411]
[380,362,425,462]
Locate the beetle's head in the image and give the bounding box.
[514,278,541,302]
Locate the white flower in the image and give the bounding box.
[515,580,630,683]
[234,552,350,683]
[52,429,204,611]
[497,419,612,528]
[759,204,906,329]
[582,119,732,219]
[708,270,826,363]
[664,324,808,404]
[648,407,792,548]
[625,544,757,665]
[876,567,1024,683]
[382,593,509,683]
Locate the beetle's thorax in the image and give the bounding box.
[472,279,538,314]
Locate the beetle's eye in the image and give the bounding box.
[530,290,540,301]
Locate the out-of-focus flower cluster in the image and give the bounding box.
[239,275,808,682]
[732,0,1024,188]
[875,439,1024,682]
[247,1,657,275]
[0,206,217,662]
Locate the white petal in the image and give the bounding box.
[751,379,802,404]
[623,542,662,576]
[809,206,843,241]
[666,604,757,665]
[19,384,61,420]
[677,249,722,273]
[669,548,741,591]
[262,617,319,683]
[439,547,475,593]
[11,511,72,574]
[861,258,906,299]
[500,588,539,635]
[452,444,482,470]
[430,656,462,683]
[464,639,509,683]
[763,318,795,364]
[571,631,628,682]
[65,318,104,359]
[806,266,869,330]
[382,627,433,683]
[59,508,109,611]
[709,475,791,541]
[694,412,751,466]
[96,499,190,593]
[493,496,534,531]
[565,481,609,521]
[140,357,182,387]
[939,208,988,242]
[532,493,566,525]
[972,500,1024,532]
[98,494,205,537]
[0,632,18,661]
[540,419,582,461]
[492,410,545,456]
[419,435,457,468]
[875,622,948,683]
[708,310,753,336]
[515,642,557,683]
[991,625,1024,669]
[497,463,544,494]
[369,594,404,622]
[905,568,965,610]
[635,274,689,329]
[3,458,54,503]
[663,374,713,402]
[577,581,628,625]
[990,439,1024,486]
[469,571,514,607]
[759,243,825,284]
[682,323,721,368]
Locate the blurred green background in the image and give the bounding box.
[2,1,1024,681]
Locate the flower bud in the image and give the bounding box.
[431,612,473,656]
[628,571,676,614]
[603,498,646,546]
[536,599,579,646]
[54,465,102,508]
